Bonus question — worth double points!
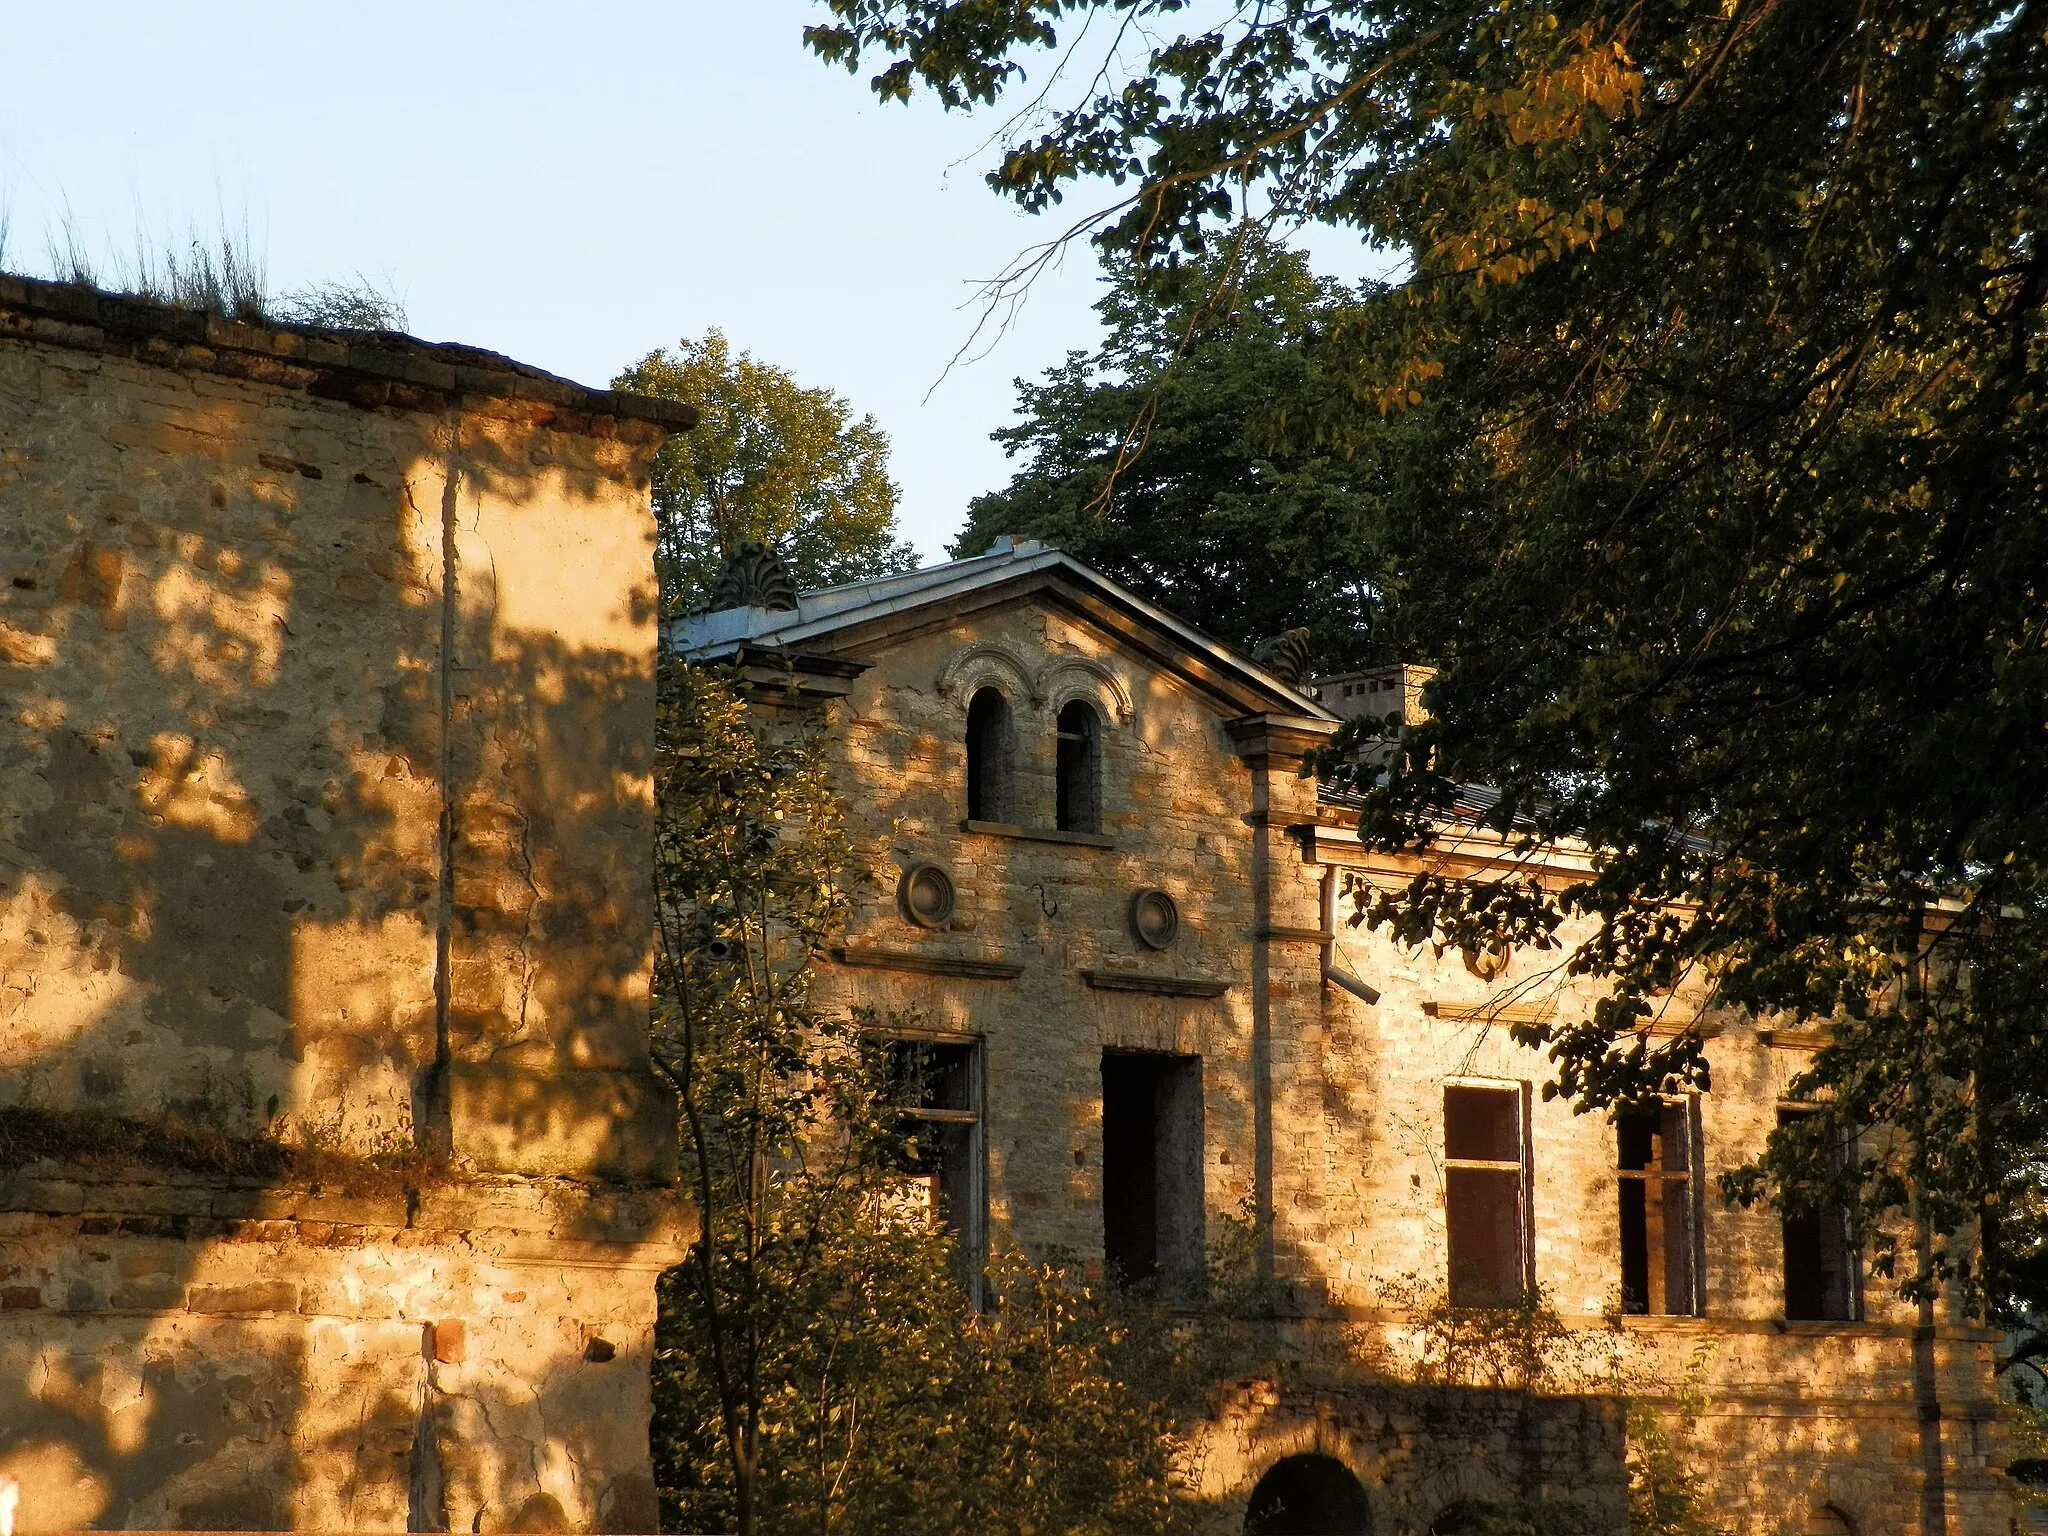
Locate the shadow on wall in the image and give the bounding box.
[1204,1377,1623,1535]
[1245,1452,1374,1533]
[0,354,670,1532]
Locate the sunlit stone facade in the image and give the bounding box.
[683,540,2011,1536]
[0,277,687,1533]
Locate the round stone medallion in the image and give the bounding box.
[898,863,957,929]
[1130,887,1180,950]
[1461,942,1509,981]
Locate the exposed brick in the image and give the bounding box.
[432,1318,467,1364]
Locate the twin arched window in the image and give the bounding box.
[1055,700,1100,833]
[965,687,1101,833]
[966,688,1012,822]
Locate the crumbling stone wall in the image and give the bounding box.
[0,277,687,1531]
[789,583,2010,1534]
[1187,1371,1628,1533]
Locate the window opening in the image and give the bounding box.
[965,688,1012,822]
[1618,1100,1700,1315]
[1101,1051,1204,1295]
[1780,1108,1858,1321]
[1444,1084,1530,1306]
[1055,699,1101,833]
[881,1039,985,1286]
[1244,1454,1372,1535]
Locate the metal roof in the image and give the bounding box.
[668,538,1338,722]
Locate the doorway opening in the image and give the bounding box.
[1244,1454,1372,1535]
[1100,1050,1203,1295]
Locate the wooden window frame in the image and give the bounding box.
[1616,1095,1706,1318]
[874,1030,987,1303]
[1442,1079,1535,1304]
[1776,1104,1863,1324]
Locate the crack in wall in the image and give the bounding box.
[501,750,541,1043]
[427,454,460,1158]
[407,1324,446,1534]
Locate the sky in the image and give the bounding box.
[1,2,1383,561]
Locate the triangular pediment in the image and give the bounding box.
[672,544,1333,725]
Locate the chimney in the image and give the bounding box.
[1301,663,1434,728]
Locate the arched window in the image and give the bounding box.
[1245,1455,1371,1535]
[965,688,1012,823]
[1055,699,1101,833]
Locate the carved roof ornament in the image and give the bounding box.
[706,541,800,613]
[1253,627,1315,688]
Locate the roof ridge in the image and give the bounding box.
[671,543,1335,722]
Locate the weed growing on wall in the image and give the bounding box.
[1363,1280,1720,1533]
[1624,1347,1719,1536]
[1378,1277,1604,1393]
[0,1105,434,1197]
[0,210,406,331]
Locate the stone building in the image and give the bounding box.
[0,276,687,1531]
[678,536,2013,1536]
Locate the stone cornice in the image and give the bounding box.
[1757,1024,1832,1050]
[724,645,871,703]
[1423,998,1556,1026]
[831,945,1024,981]
[961,818,1115,848]
[1224,712,1342,765]
[0,1169,688,1249]
[1078,969,1230,999]
[0,272,696,438]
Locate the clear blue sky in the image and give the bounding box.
[1,2,1379,560]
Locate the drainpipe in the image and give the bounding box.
[1319,859,1380,1005]
[1248,754,1276,1283]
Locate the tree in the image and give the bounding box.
[649,661,882,1535]
[650,664,1195,1535]
[616,331,915,616]
[807,3,2048,1322]
[956,237,1391,663]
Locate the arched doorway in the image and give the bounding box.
[1244,1454,1372,1535]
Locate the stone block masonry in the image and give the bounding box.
[0,276,690,1532]
[683,537,2014,1536]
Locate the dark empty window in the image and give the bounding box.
[1055,699,1101,832]
[1101,1052,1204,1295]
[965,688,1011,822]
[1780,1108,1857,1321]
[1618,1100,1700,1316]
[882,1039,985,1282]
[1244,1454,1372,1535]
[1444,1084,1529,1306]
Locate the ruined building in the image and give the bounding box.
[677,538,2013,1536]
[0,257,2015,1535]
[0,276,687,1531]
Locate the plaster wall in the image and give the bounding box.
[0,282,685,1532]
